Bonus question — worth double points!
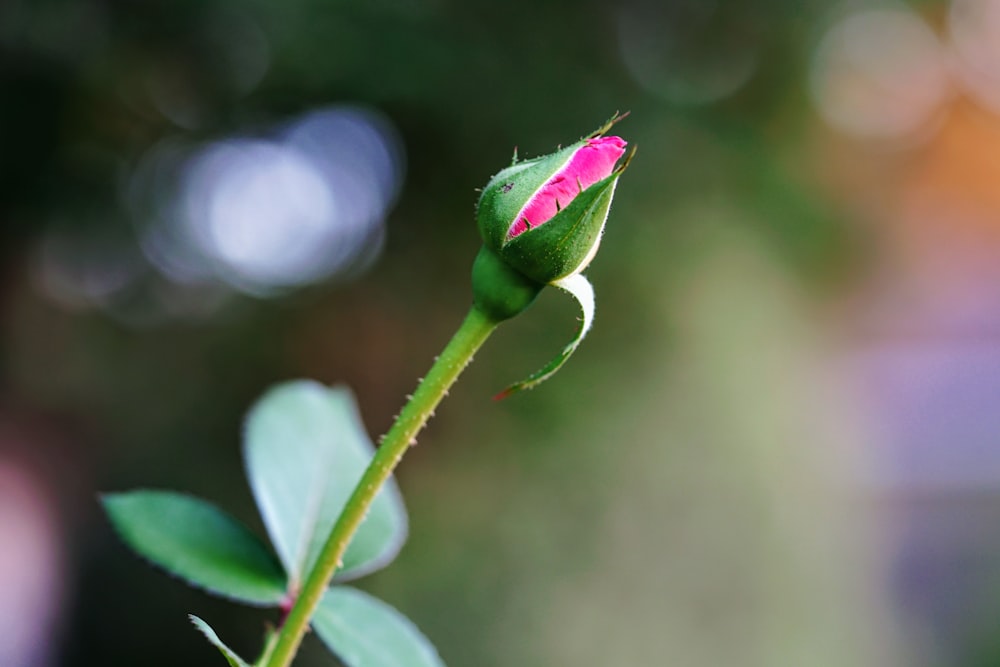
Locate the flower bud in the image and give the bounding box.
[470,116,632,397]
[476,126,628,285]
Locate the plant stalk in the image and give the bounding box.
[264,306,499,667]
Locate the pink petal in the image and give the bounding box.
[508,136,627,238]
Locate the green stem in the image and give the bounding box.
[265,306,499,667]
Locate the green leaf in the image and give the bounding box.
[313,587,445,667]
[188,615,251,667]
[495,272,595,399]
[102,491,286,606]
[244,381,407,587]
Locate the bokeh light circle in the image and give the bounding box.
[810,7,950,140]
[129,104,405,297]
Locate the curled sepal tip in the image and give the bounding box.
[588,110,630,139]
[494,272,595,400]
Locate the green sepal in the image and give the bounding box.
[471,245,544,323]
[476,144,580,252]
[500,171,620,284]
[495,272,595,399]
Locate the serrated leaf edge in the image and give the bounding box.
[101,490,287,607]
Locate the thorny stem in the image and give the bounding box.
[264,306,499,667]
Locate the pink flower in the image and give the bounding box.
[507,136,627,239]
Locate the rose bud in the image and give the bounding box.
[477,132,628,286]
[470,115,633,397]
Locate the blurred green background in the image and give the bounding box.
[6,0,1000,665]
